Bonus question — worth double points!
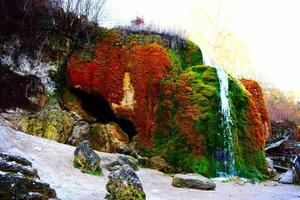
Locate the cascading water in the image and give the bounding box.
[203,51,236,177]
[215,66,236,177]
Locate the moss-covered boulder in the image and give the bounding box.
[87,123,129,153]
[106,164,146,200]
[20,102,74,143]
[74,140,101,175]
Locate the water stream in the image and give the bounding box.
[203,52,236,176]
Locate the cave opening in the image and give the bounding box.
[72,89,138,141]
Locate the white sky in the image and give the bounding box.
[102,0,300,99]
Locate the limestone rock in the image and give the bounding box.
[172,173,216,190]
[0,153,57,199]
[74,140,101,174]
[106,164,146,200]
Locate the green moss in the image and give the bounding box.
[73,162,81,169]
[25,107,74,143]
[185,40,203,67]
[167,49,183,75]
[145,64,268,180]
[90,168,103,176]
[228,77,268,180]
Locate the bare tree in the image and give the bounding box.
[62,0,107,24]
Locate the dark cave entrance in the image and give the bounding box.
[72,89,138,141]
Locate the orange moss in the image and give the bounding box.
[128,43,171,146]
[174,77,205,155]
[246,98,266,149]
[240,79,271,148]
[67,37,171,146]
[155,75,205,155]
[67,35,127,103]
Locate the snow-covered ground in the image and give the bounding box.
[0,121,299,200]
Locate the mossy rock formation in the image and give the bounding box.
[65,29,270,179]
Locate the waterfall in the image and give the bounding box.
[203,51,236,176]
[215,66,236,177]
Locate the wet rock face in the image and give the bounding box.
[74,140,101,174]
[172,173,216,190]
[0,67,46,111]
[106,164,146,200]
[0,153,57,199]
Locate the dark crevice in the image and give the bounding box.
[71,89,137,141]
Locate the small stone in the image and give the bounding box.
[74,140,101,174]
[172,173,216,190]
[149,156,172,172]
[138,156,150,168]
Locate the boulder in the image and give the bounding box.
[172,173,216,190]
[106,164,146,200]
[149,156,173,173]
[0,153,57,199]
[20,101,75,143]
[87,123,129,153]
[68,121,90,146]
[138,156,173,173]
[74,140,101,175]
[106,155,139,171]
